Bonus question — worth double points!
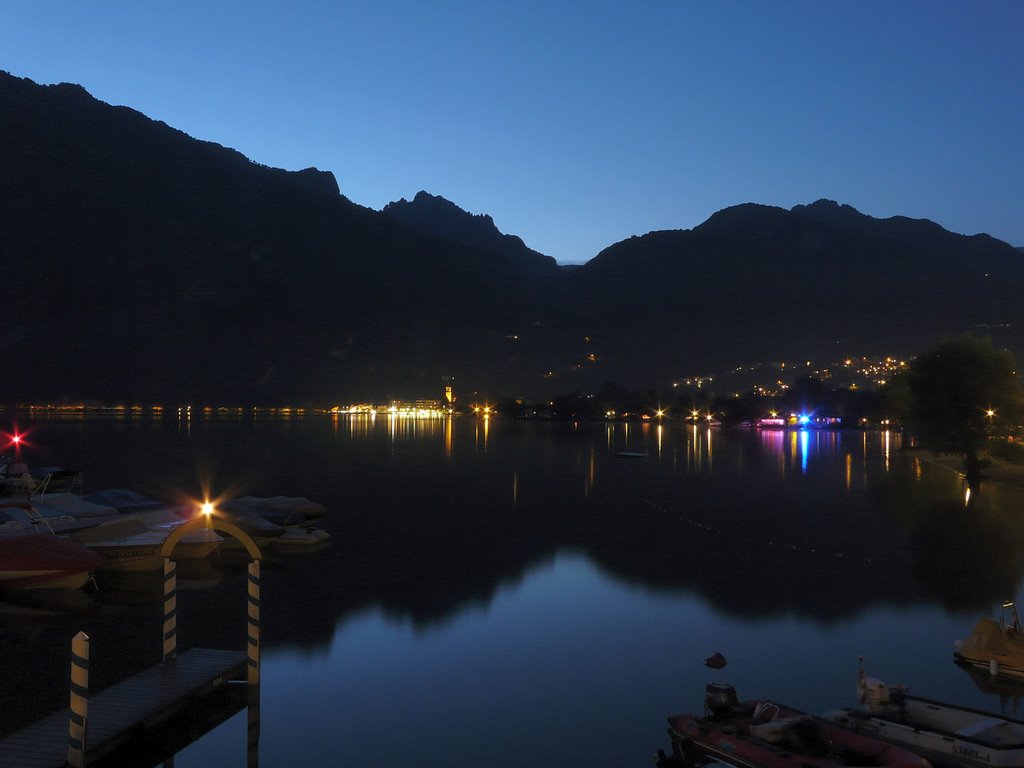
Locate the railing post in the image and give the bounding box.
[247,559,261,766]
[163,558,177,662]
[67,631,90,768]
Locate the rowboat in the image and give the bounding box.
[662,683,931,768]
[824,663,1024,768]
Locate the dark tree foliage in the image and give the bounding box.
[905,335,1024,489]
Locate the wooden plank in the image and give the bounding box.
[0,648,246,768]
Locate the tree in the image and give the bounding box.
[905,335,1023,489]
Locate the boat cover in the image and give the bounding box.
[31,492,118,518]
[958,618,1024,667]
[84,488,167,513]
[69,517,151,542]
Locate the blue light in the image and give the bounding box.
[797,414,810,425]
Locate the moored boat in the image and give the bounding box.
[0,530,104,590]
[663,683,931,768]
[954,602,1024,681]
[68,518,223,572]
[220,496,326,526]
[824,662,1024,768]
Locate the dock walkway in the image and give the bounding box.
[0,648,246,767]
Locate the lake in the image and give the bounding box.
[2,413,1024,767]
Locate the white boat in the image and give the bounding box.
[823,661,1024,768]
[0,498,111,535]
[0,495,178,536]
[67,518,223,572]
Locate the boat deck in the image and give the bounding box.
[957,718,1023,747]
[0,648,246,767]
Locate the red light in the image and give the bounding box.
[3,429,30,451]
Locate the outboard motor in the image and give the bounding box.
[859,677,890,707]
[705,683,739,716]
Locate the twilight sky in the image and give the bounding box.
[3,1,1021,263]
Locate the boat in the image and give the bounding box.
[0,530,104,590]
[67,517,223,572]
[824,662,1024,768]
[0,462,82,497]
[662,683,931,768]
[83,488,177,514]
[216,496,331,546]
[954,602,1024,681]
[219,496,326,526]
[0,497,117,536]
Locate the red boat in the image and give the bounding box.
[0,530,104,590]
[659,684,933,768]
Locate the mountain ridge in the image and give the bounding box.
[382,190,558,276]
[2,70,1022,404]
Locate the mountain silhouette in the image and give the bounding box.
[383,191,558,278]
[565,199,1022,386]
[2,70,1022,404]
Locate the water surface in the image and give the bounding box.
[2,414,1023,767]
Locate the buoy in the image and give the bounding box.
[990,659,1000,676]
[705,652,727,669]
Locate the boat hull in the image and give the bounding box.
[825,704,1024,768]
[668,699,930,768]
[0,533,103,589]
[0,568,93,590]
[84,539,222,572]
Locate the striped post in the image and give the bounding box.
[247,681,261,768]
[247,560,261,767]
[67,631,90,768]
[247,560,260,685]
[163,558,177,662]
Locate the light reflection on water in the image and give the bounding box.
[3,415,1024,767]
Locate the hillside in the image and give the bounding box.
[0,72,552,403]
[559,200,1024,388]
[2,70,1022,404]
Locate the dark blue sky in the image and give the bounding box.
[4,1,1021,263]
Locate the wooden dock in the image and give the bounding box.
[0,648,247,767]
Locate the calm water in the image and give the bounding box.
[3,414,1024,767]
